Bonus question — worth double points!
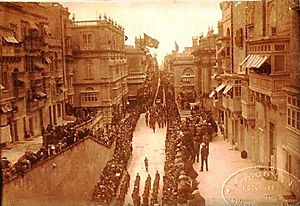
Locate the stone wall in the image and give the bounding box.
[2,137,115,206]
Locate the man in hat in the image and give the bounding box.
[200,142,209,171]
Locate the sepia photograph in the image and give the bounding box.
[0,0,299,205]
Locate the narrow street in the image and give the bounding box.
[125,113,166,205]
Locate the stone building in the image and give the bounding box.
[125,44,146,101]
[166,49,197,107]
[192,29,217,110]
[0,3,74,145]
[214,1,300,184]
[71,15,128,123]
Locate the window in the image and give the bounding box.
[275,44,285,52]
[83,34,87,47]
[1,65,9,90]
[86,61,93,78]
[57,103,61,117]
[234,86,241,97]
[288,108,291,125]
[87,34,92,44]
[287,96,300,131]
[81,93,98,102]
[274,55,285,72]
[235,80,241,84]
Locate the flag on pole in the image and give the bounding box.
[175,41,179,52]
[144,33,159,49]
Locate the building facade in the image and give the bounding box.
[71,15,128,123]
[212,1,300,185]
[125,44,146,101]
[192,28,217,110]
[0,3,74,145]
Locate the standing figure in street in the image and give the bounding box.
[200,142,209,171]
[193,139,201,163]
[145,110,149,127]
[144,157,149,172]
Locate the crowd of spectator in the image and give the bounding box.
[1,107,100,183]
[162,82,200,205]
[115,171,130,206]
[91,72,159,206]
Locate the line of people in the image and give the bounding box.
[132,173,141,206]
[92,73,159,205]
[162,80,200,205]
[150,171,160,206]
[115,171,131,206]
[92,110,141,205]
[142,174,152,206]
[1,108,99,183]
[145,103,167,133]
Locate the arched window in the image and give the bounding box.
[182,68,194,76]
[85,87,94,91]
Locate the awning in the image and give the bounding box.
[217,46,225,55]
[0,84,4,90]
[215,83,226,92]
[36,91,47,98]
[34,62,45,69]
[44,57,52,64]
[211,73,217,79]
[240,54,270,69]
[1,105,12,113]
[4,36,19,44]
[209,90,216,98]
[223,85,233,95]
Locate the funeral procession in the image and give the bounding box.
[1,1,300,206]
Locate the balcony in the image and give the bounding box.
[26,99,47,113]
[13,86,26,98]
[241,102,255,120]
[249,73,287,97]
[67,87,74,95]
[53,92,64,102]
[29,71,42,80]
[42,71,51,78]
[222,96,241,113]
[24,36,46,51]
[0,46,21,57]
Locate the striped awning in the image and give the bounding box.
[223,85,233,95]
[36,91,47,98]
[34,61,45,69]
[209,90,216,98]
[215,83,226,92]
[44,57,52,64]
[1,105,13,113]
[4,36,19,44]
[217,46,225,55]
[240,54,270,69]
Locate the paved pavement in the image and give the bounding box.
[124,113,166,205]
[1,136,43,164]
[194,135,254,206]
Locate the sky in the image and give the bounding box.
[63,0,222,64]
